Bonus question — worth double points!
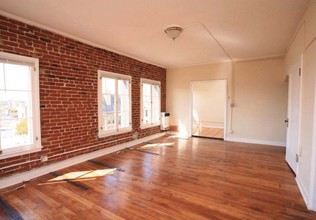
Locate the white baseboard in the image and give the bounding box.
[296,176,309,208]
[200,122,224,129]
[201,125,224,129]
[0,133,165,189]
[225,137,286,147]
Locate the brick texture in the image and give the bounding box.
[0,16,166,178]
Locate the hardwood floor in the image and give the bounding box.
[1,135,316,219]
[193,127,224,139]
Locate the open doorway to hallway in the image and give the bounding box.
[191,80,226,139]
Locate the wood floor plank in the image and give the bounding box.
[194,127,224,138]
[0,135,315,219]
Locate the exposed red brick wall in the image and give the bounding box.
[0,15,166,178]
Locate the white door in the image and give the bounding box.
[286,68,301,174]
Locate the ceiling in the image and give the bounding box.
[0,0,309,68]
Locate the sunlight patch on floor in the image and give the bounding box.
[38,178,98,186]
[39,168,117,185]
[140,142,175,148]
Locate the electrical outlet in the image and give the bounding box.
[41,155,48,162]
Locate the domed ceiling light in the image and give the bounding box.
[164,26,183,40]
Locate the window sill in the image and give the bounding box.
[0,146,42,160]
[140,123,160,129]
[98,128,132,138]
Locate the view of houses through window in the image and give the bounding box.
[102,78,130,130]
[98,71,131,136]
[0,58,161,153]
[0,62,33,150]
[141,79,160,126]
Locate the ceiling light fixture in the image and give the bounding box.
[164,26,183,40]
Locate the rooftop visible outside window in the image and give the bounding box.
[98,70,131,137]
[141,78,161,128]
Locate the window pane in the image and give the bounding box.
[152,85,160,123]
[0,91,33,120]
[103,112,115,130]
[118,112,130,128]
[102,77,116,131]
[2,63,32,91]
[0,90,33,149]
[0,117,33,150]
[0,54,40,156]
[118,79,129,96]
[118,80,130,129]
[102,77,115,94]
[142,83,151,124]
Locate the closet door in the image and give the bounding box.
[286,67,301,174]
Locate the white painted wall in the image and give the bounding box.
[192,80,226,128]
[285,0,316,210]
[167,62,232,137]
[229,58,288,143]
[167,57,288,145]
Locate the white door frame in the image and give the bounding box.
[309,78,316,211]
[286,71,301,174]
[286,53,303,175]
[189,79,228,140]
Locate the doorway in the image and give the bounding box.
[286,69,301,174]
[286,55,302,175]
[191,80,226,139]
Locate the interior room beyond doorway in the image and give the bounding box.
[191,80,226,139]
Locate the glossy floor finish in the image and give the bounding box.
[193,127,224,139]
[1,135,316,219]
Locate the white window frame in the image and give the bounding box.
[140,78,161,129]
[98,70,132,138]
[0,52,42,159]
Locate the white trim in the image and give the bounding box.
[201,125,224,129]
[141,78,161,86]
[189,82,193,137]
[233,54,285,63]
[0,53,38,66]
[0,10,165,69]
[0,132,165,189]
[286,20,305,52]
[310,123,316,210]
[308,77,316,211]
[224,80,228,139]
[140,78,161,127]
[166,54,284,70]
[98,71,131,81]
[97,70,132,138]
[298,54,304,158]
[296,176,309,208]
[0,52,41,159]
[0,147,41,160]
[225,137,286,147]
[285,62,302,174]
[97,128,132,139]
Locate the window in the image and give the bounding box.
[141,78,161,128]
[0,52,41,159]
[98,70,131,137]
